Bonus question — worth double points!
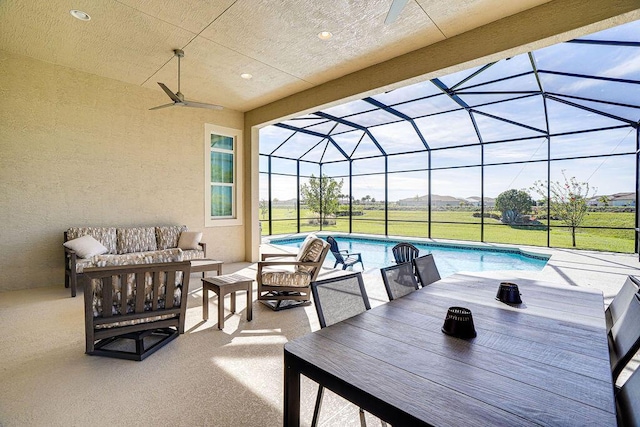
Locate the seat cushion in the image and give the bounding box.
[73,257,96,274]
[117,227,157,254]
[94,313,178,330]
[261,270,311,287]
[181,249,205,261]
[67,227,117,254]
[92,248,184,268]
[156,225,187,250]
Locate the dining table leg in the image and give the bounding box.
[283,351,301,427]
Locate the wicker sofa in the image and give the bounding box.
[64,225,206,297]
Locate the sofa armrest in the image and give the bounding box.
[198,242,207,258]
[64,246,78,265]
[64,245,79,297]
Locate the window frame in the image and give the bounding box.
[205,123,243,227]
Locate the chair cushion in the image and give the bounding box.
[94,313,178,330]
[117,227,157,254]
[156,225,187,250]
[90,249,184,318]
[296,234,316,260]
[63,235,108,259]
[296,237,327,274]
[66,227,117,254]
[261,270,311,287]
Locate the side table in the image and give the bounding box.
[190,259,223,278]
[202,274,253,330]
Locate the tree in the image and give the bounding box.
[531,170,596,247]
[598,195,611,207]
[259,199,268,220]
[301,174,343,225]
[495,189,534,221]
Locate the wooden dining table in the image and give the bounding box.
[283,272,617,426]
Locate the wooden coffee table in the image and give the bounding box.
[190,259,223,278]
[202,274,253,330]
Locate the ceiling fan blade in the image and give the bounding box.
[157,82,181,102]
[183,100,223,110]
[149,102,177,111]
[151,50,222,112]
[385,0,409,24]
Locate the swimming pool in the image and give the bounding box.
[269,235,549,278]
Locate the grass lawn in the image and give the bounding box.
[262,208,636,253]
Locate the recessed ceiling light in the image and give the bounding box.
[70,9,91,21]
[318,31,333,40]
[240,73,253,80]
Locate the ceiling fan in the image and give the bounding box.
[150,49,223,111]
[385,0,409,24]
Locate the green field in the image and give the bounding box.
[261,208,636,253]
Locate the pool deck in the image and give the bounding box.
[262,233,640,306]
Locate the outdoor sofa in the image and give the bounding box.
[64,225,206,297]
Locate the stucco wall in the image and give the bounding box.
[0,50,245,292]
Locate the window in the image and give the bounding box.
[205,124,243,226]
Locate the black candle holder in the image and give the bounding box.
[442,307,477,338]
[496,282,522,305]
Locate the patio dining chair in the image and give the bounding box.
[609,293,640,382]
[606,275,640,332]
[310,272,386,427]
[413,254,441,287]
[392,242,419,264]
[381,261,419,300]
[616,363,640,426]
[327,236,364,270]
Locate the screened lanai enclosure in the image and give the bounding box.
[259,20,640,254]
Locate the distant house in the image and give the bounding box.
[589,192,636,207]
[396,195,428,207]
[466,196,496,208]
[272,198,297,208]
[396,194,468,207]
[610,192,636,206]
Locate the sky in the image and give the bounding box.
[258,20,640,203]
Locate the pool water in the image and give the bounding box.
[271,236,549,278]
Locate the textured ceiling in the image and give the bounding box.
[0,0,552,112]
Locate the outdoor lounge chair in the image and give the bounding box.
[257,234,330,311]
[82,261,191,361]
[327,235,364,270]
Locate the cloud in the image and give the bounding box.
[602,52,640,79]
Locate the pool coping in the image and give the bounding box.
[263,232,551,262]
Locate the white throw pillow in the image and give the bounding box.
[63,235,108,258]
[177,231,203,250]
